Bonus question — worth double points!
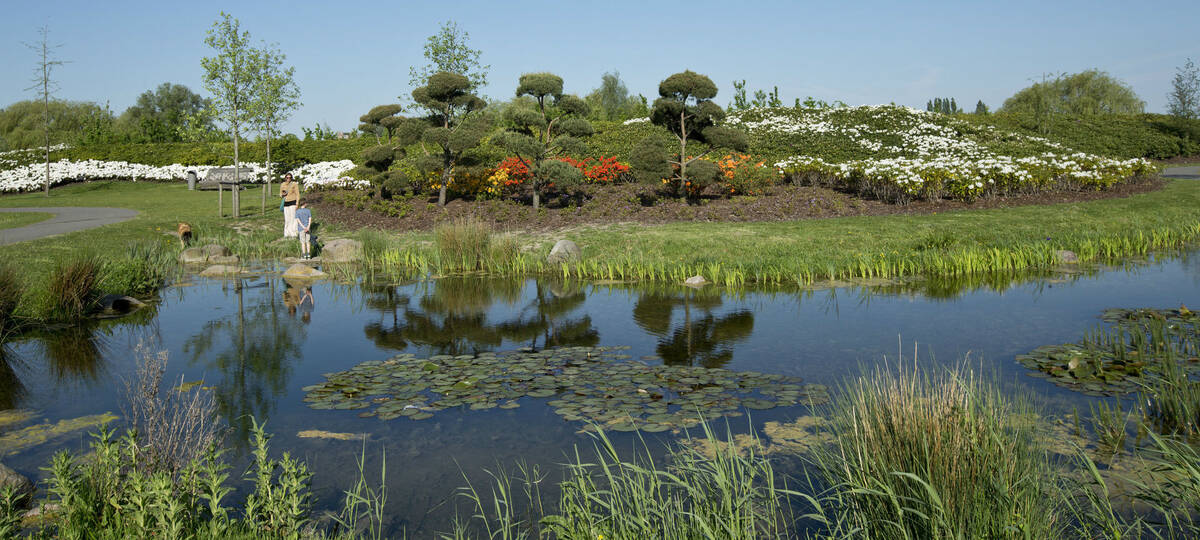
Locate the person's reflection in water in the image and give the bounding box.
[298,286,315,324]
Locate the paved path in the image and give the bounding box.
[1163,165,1200,180]
[0,207,139,246]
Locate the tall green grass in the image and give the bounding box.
[43,256,102,321]
[0,264,20,334]
[804,365,1063,538]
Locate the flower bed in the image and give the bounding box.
[0,157,359,193]
[725,106,1154,202]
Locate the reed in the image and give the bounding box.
[0,264,19,334]
[435,218,492,273]
[805,364,1063,538]
[44,255,102,321]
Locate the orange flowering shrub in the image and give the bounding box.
[713,153,780,195]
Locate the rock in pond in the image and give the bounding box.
[199,265,242,277]
[684,275,709,287]
[546,239,581,266]
[178,247,208,264]
[321,238,363,263]
[283,263,327,279]
[1055,250,1079,264]
[208,254,240,265]
[0,463,33,509]
[201,244,231,258]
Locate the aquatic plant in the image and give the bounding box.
[302,346,827,432]
[1018,307,1200,396]
[805,365,1063,538]
[120,342,222,472]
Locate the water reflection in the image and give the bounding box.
[359,278,599,355]
[0,346,26,410]
[184,278,306,444]
[632,288,754,368]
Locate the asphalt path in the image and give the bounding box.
[0,207,139,246]
[1162,165,1200,180]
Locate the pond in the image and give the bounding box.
[2,251,1199,536]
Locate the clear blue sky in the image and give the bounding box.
[3,0,1196,134]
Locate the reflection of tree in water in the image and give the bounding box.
[184,278,305,445]
[360,278,597,355]
[633,289,754,368]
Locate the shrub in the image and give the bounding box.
[712,153,778,195]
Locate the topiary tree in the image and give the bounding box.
[358,104,403,143]
[630,70,747,198]
[496,72,593,209]
[409,71,490,206]
[353,106,424,199]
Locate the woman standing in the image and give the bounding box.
[279,173,300,237]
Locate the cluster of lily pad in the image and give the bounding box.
[1017,307,1200,396]
[302,346,828,431]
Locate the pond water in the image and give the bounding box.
[2,251,1199,536]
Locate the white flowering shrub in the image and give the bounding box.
[726,105,1153,202]
[0,156,364,193]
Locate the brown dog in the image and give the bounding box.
[177,222,192,249]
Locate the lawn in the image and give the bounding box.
[0,211,52,231]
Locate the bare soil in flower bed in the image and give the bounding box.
[309,176,1165,233]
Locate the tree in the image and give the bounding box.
[496,72,593,209]
[0,100,113,149]
[1002,69,1145,116]
[24,26,66,196]
[358,104,404,143]
[408,20,490,92]
[409,71,490,206]
[585,71,642,121]
[248,43,301,214]
[974,100,990,115]
[118,83,212,142]
[201,12,260,218]
[729,80,782,111]
[630,70,748,198]
[1167,58,1200,121]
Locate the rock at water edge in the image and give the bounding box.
[200,244,231,258]
[199,265,241,277]
[547,239,581,266]
[0,463,34,509]
[178,247,207,264]
[321,238,363,263]
[283,263,327,279]
[1055,250,1079,264]
[684,275,709,287]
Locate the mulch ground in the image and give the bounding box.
[309,176,1167,234]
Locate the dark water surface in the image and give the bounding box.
[3,252,1199,535]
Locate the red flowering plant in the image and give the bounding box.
[559,156,630,184]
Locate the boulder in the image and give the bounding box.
[0,463,34,509]
[1055,250,1079,264]
[98,294,146,313]
[208,254,240,265]
[283,263,327,280]
[546,239,581,266]
[201,244,231,258]
[178,247,208,264]
[321,238,363,263]
[199,265,241,277]
[684,275,709,287]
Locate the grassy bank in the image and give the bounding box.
[369,178,1200,286]
[2,178,1200,297]
[0,212,50,231]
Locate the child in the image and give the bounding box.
[294,200,313,259]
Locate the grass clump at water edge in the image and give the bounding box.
[804,364,1063,538]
